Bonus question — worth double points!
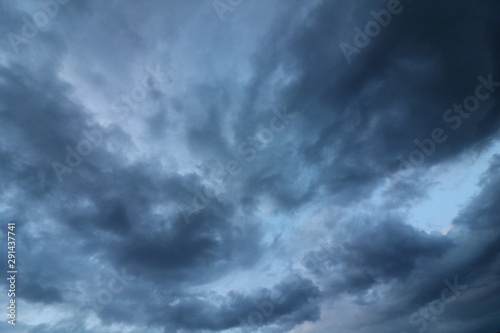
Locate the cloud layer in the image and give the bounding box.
[0,0,499,332]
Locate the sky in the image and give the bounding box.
[0,0,499,332]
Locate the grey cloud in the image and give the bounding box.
[1,0,500,332]
[151,274,321,332]
[305,218,452,296]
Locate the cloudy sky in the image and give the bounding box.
[1,0,500,332]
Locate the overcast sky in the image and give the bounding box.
[1,0,500,332]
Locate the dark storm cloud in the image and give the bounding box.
[304,218,452,296]
[453,154,500,231]
[0,35,268,332]
[110,199,263,283]
[0,54,263,296]
[149,274,321,332]
[387,156,500,333]
[228,0,500,208]
[301,155,500,333]
[19,282,63,304]
[0,23,263,333]
[1,0,500,332]
[187,106,233,162]
[242,168,317,212]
